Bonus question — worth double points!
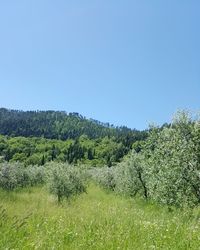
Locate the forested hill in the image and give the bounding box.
[0,108,147,147]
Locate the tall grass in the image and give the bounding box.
[0,184,199,250]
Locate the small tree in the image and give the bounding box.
[0,162,45,190]
[91,166,116,191]
[46,163,87,203]
[143,111,200,207]
[0,162,20,190]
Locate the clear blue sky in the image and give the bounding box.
[0,1,199,130]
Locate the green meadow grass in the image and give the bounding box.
[0,184,199,250]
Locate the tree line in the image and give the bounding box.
[0,134,132,167]
[0,108,147,149]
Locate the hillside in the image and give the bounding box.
[0,108,147,166]
[0,108,146,143]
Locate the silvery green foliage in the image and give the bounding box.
[45,162,87,202]
[114,154,148,199]
[90,166,116,191]
[0,162,45,190]
[90,154,148,198]
[92,111,200,207]
[0,162,20,190]
[24,165,45,186]
[144,111,200,207]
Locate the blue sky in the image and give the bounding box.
[0,1,199,130]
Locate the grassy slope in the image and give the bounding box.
[0,185,199,250]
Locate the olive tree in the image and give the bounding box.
[114,154,148,199]
[92,111,200,208]
[45,163,87,203]
[144,111,200,207]
[90,166,116,191]
[0,162,45,190]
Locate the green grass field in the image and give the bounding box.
[0,184,199,250]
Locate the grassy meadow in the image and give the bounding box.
[0,184,199,250]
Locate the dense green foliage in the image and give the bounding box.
[0,108,147,166]
[0,134,128,166]
[0,185,199,249]
[0,108,146,147]
[92,111,200,207]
